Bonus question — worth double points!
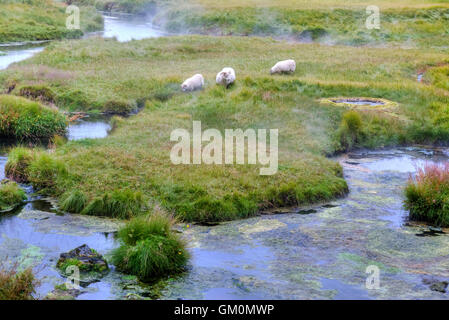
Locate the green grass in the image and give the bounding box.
[0,181,26,212]
[3,34,449,221]
[405,163,449,227]
[428,65,449,91]
[0,0,103,43]
[337,110,364,151]
[59,189,87,213]
[0,95,67,140]
[111,212,189,281]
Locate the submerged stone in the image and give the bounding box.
[57,244,109,285]
[423,278,448,293]
[296,209,317,215]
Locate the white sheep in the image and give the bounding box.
[270,59,296,75]
[216,67,236,88]
[181,74,204,92]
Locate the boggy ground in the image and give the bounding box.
[1,32,449,222]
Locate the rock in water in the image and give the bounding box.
[57,244,109,285]
[422,277,448,293]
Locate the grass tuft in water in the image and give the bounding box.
[405,163,449,227]
[111,212,189,281]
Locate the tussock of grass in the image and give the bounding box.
[111,213,188,281]
[405,163,449,227]
[0,182,26,212]
[0,264,36,300]
[60,190,88,213]
[0,95,67,140]
[5,147,35,183]
[338,111,363,151]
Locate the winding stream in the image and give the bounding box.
[1,13,449,300]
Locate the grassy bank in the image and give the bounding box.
[0,0,103,43]
[2,35,449,221]
[0,95,67,140]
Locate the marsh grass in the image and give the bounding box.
[0,95,67,140]
[0,263,36,300]
[405,163,449,227]
[111,212,188,281]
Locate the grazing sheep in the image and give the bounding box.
[181,74,204,92]
[270,59,296,75]
[216,67,236,88]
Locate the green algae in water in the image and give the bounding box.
[338,252,401,275]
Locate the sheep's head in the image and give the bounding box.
[181,84,188,92]
[270,67,275,75]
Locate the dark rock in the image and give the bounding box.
[416,227,445,237]
[322,204,338,208]
[422,277,448,293]
[296,209,317,215]
[56,244,109,285]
